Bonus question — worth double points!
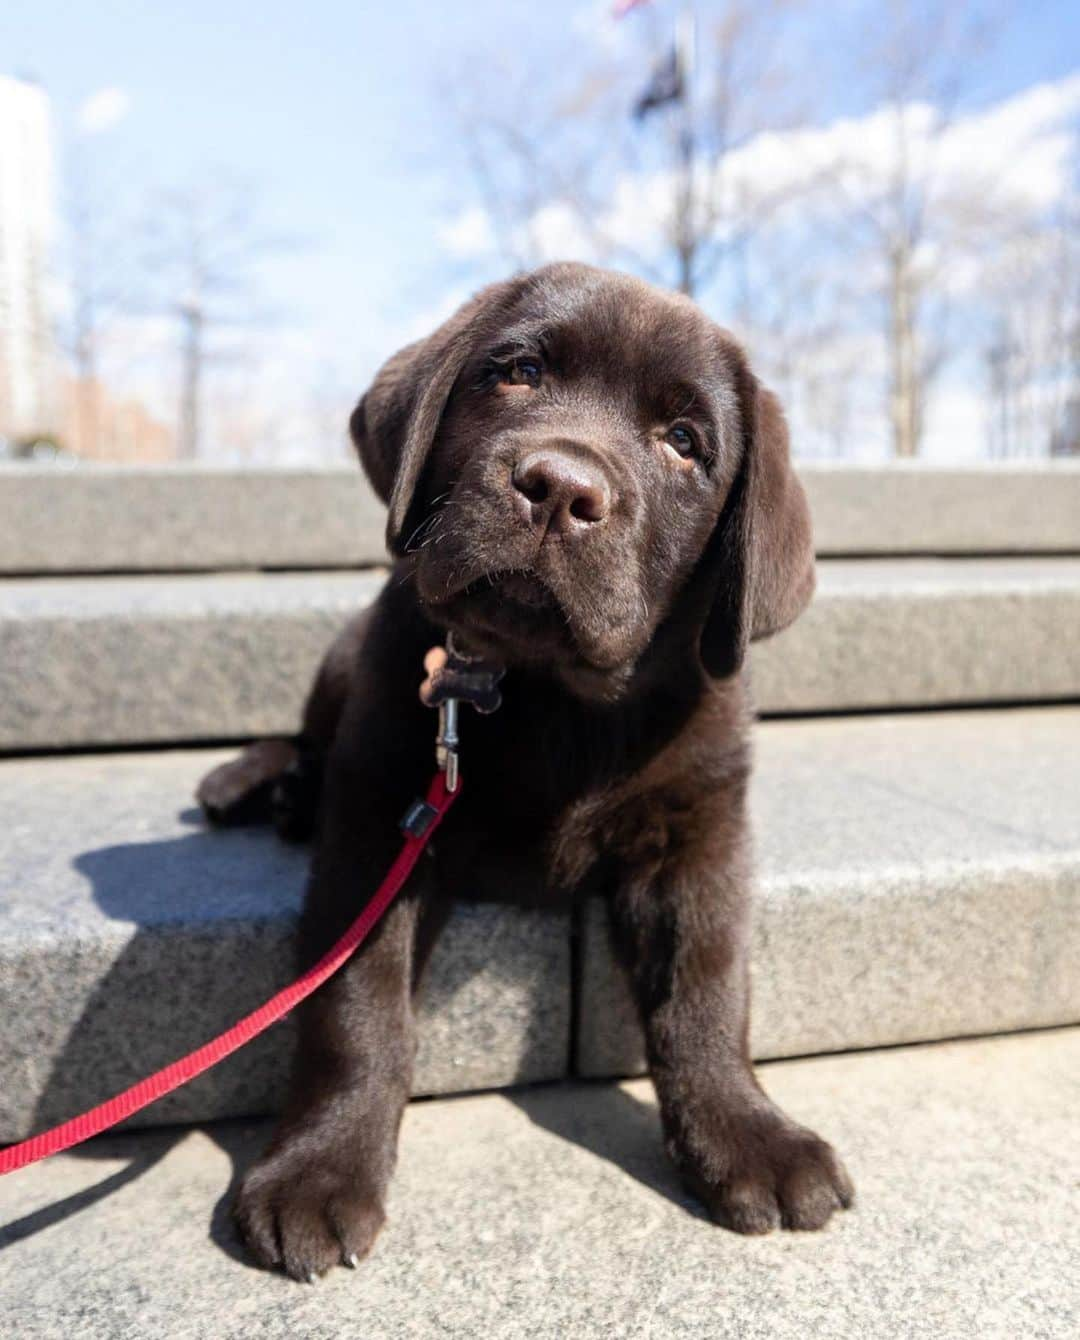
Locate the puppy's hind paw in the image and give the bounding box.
[197,739,298,827]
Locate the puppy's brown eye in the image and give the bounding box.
[665,425,697,458]
[505,359,542,388]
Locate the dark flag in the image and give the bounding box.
[633,43,685,120]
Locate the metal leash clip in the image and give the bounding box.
[436,696,461,792]
[421,632,505,793]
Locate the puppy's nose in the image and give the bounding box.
[511,451,610,534]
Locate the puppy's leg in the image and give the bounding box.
[608,815,853,1235]
[233,751,439,1279]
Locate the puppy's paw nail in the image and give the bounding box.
[344,1253,360,1268]
[305,1270,318,1285]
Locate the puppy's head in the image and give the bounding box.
[351,263,813,699]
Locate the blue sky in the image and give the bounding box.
[3,0,1078,458]
[6,2,610,377]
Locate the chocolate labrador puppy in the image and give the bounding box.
[199,261,852,1280]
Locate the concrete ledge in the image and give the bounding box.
[0,572,383,750]
[3,559,1079,750]
[1,461,1077,575]
[578,706,1080,1077]
[2,1030,1077,1338]
[0,464,387,574]
[801,461,1080,555]
[0,750,570,1142]
[755,556,1080,714]
[2,708,1077,1140]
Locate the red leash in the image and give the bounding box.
[0,771,459,1177]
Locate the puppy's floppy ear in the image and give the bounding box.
[699,345,815,679]
[349,279,521,556]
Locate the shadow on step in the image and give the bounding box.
[0,1138,172,1250]
[3,804,559,1263]
[0,1118,270,1272]
[507,1082,708,1221]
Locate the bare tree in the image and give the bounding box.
[738,232,872,456]
[143,176,280,459]
[816,1,1003,457]
[983,205,1080,457]
[439,1,1075,462]
[444,0,806,300]
[59,145,143,454]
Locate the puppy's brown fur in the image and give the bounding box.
[200,263,851,1280]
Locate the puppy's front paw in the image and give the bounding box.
[675,1106,854,1235]
[233,1141,385,1280]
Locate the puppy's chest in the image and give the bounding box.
[436,780,605,906]
[443,766,708,906]
[443,688,736,903]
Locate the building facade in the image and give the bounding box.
[0,75,58,445]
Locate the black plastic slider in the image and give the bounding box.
[399,798,439,839]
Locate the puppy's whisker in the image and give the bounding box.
[403,512,441,554]
[417,516,446,551]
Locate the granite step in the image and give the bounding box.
[2,460,1078,574]
[3,557,1080,750]
[577,704,1080,1077]
[0,570,384,751]
[1,706,1077,1142]
[2,1028,1077,1339]
[0,744,570,1144]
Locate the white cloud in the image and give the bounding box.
[933,74,1080,214]
[434,73,1079,459]
[600,75,1080,255]
[571,0,635,55]
[528,200,597,262]
[391,284,472,344]
[439,74,1080,272]
[76,87,131,136]
[919,382,989,463]
[437,205,497,259]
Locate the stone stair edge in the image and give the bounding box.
[4,459,1079,476]
[6,556,1078,750]
[759,845,1080,892]
[1,460,1078,575]
[2,704,1078,1135]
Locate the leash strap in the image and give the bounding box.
[0,771,459,1177]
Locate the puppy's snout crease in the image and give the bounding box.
[511,450,611,536]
